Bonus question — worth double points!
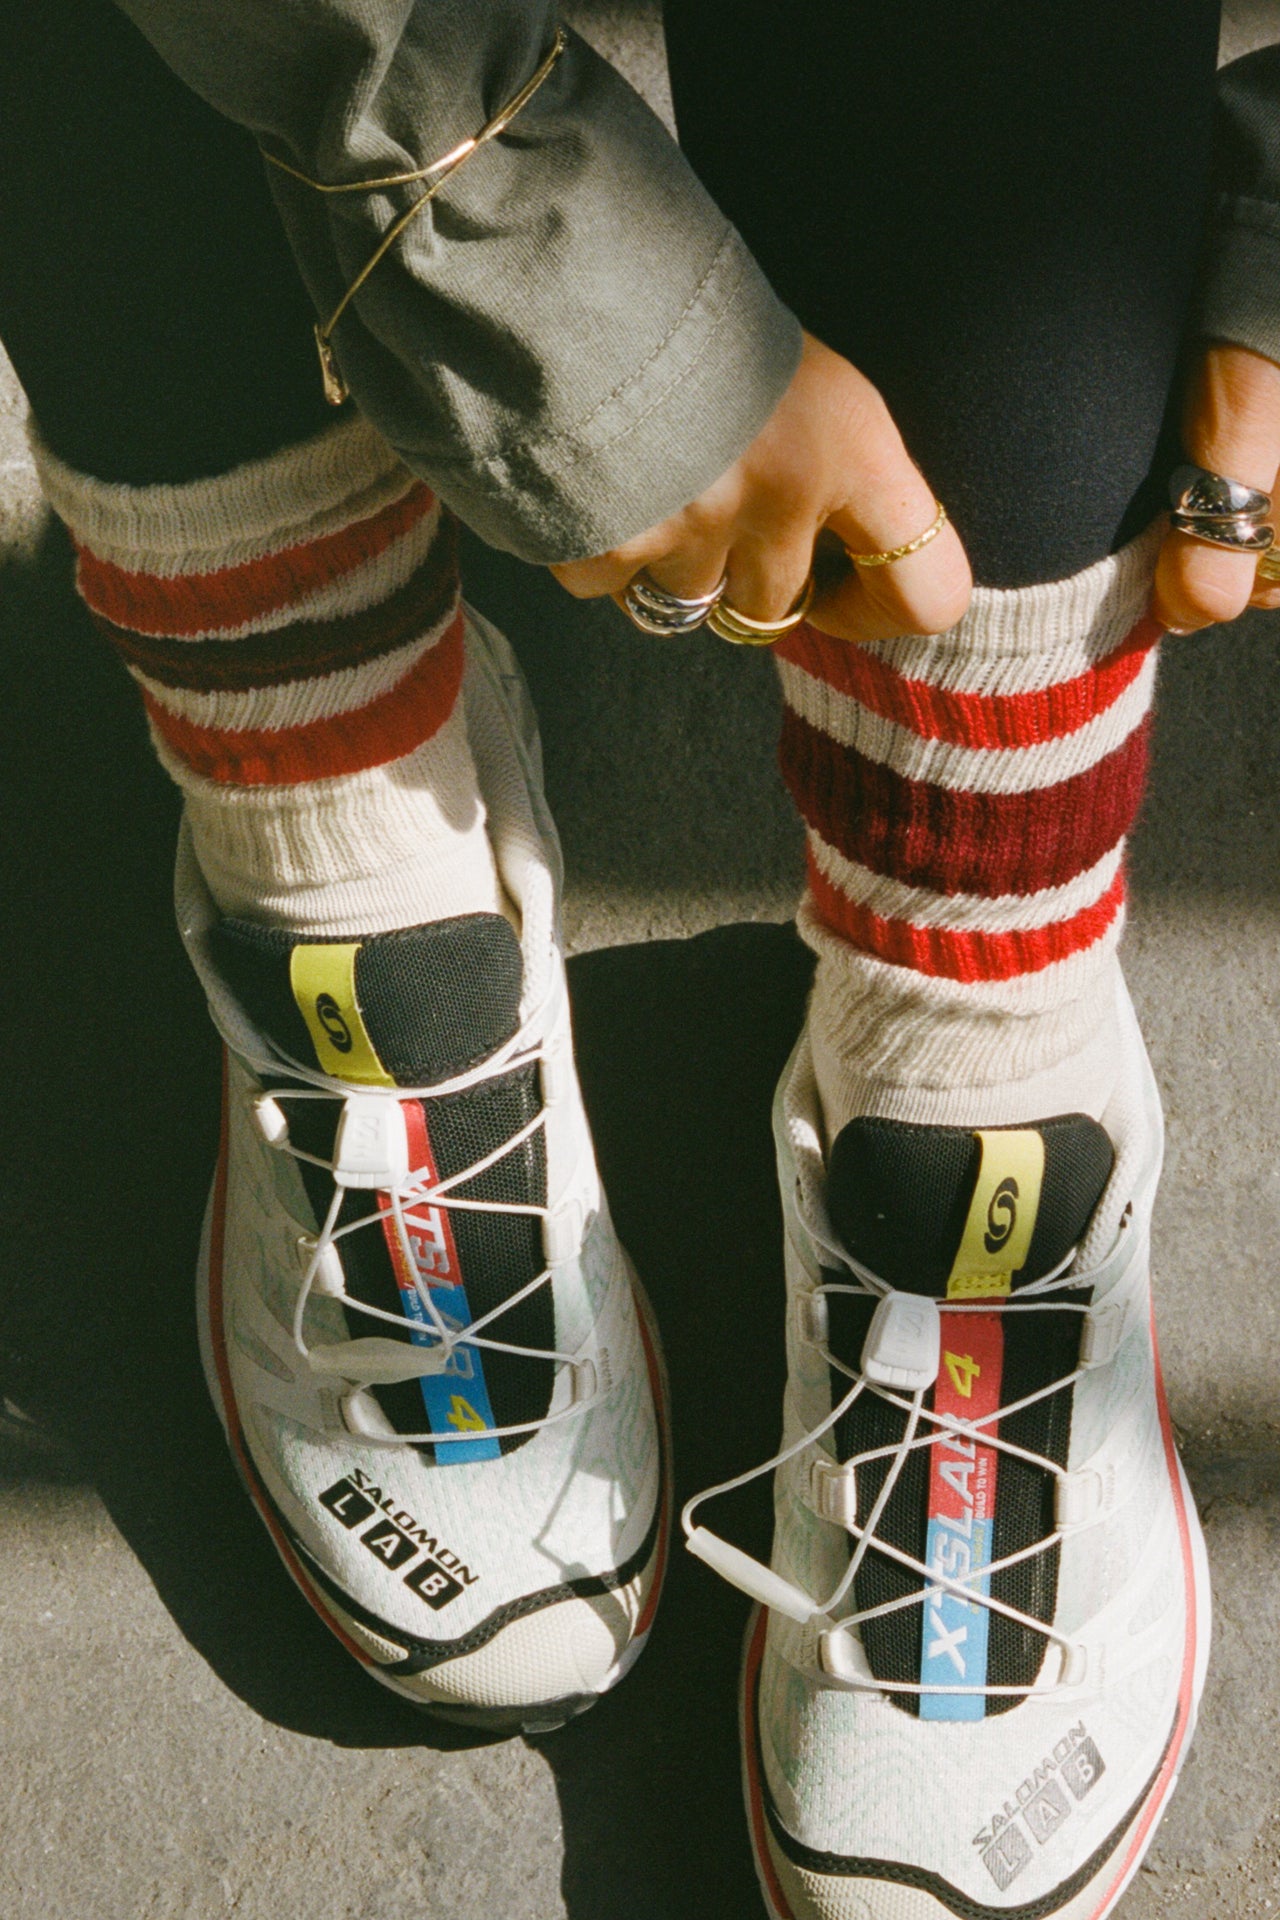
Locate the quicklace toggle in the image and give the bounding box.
[684,1529,817,1624]
[810,1457,857,1528]
[253,1094,289,1147]
[297,1234,345,1299]
[333,1091,410,1190]
[861,1292,941,1392]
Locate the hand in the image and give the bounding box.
[550,331,972,644]
[1152,342,1280,633]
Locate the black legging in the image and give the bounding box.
[664,0,1222,584]
[0,0,1222,585]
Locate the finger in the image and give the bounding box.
[817,393,972,638]
[641,538,732,604]
[551,537,670,600]
[719,527,817,624]
[812,514,972,643]
[1151,344,1280,634]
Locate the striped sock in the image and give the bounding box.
[32,415,503,935]
[775,528,1162,1135]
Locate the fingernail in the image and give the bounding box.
[1165,625,1192,636]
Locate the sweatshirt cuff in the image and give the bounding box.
[375,229,804,565]
[1197,193,1280,366]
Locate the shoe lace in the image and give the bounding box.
[234,981,599,1450]
[681,1220,1127,1700]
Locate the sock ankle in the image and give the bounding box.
[33,414,504,936]
[775,526,1162,1139]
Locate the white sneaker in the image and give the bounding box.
[685,975,1208,1916]
[183,609,670,1731]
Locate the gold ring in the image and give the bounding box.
[846,500,948,569]
[1257,543,1280,583]
[706,575,815,646]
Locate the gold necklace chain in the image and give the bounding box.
[263,28,568,405]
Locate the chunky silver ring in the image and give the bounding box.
[621,570,727,637]
[1169,463,1272,523]
[1169,511,1275,554]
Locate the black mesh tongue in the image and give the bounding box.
[209,912,523,1083]
[824,1111,1116,1718]
[827,1112,1115,1294]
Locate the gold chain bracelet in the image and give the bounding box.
[263,27,568,405]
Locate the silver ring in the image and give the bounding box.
[621,570,727,637]
[1169,511,1275,554]
[1169,463,1272,523]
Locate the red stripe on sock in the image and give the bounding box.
[96,522,459,692]
[775,616,1160,751]
[76,481,436,637]
[145,611,464,785]
[807,856,1126,981]
[780,708,1151,898]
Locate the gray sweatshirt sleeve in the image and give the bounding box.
[1200,42,1280,364]
[112,1,802,562]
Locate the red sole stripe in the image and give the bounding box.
[775,616,1160,751]
[633,1293,673,1640]
[1089,1311,1199,1917]
[77,481,435,637]
[742,1608,795,1920]
[95,517,459,691]
[146,610,464,784]
[781,708,1151,899]
[807,853,1126,982]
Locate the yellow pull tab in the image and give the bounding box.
[945,1129,1045,1299]
[289,944,395,1086]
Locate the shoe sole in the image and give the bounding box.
[738,1299,1212,1920]
[196,1064,674,1737]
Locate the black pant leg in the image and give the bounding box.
[663,0,1221,585]
[0,0,332,484]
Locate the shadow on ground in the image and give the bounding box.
[4,527,1280,1916]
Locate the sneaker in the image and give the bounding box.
[184,609,670,1730]
[685,976,1209,1916]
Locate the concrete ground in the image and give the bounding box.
[2,7,1280,1918]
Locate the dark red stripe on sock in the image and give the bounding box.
[780,708,1151,898]
[76,481,435,637]
[96,518,459,691]
[145,611,464,784]
[775,616,1160,751]
[807,855,1126,981]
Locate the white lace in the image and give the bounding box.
[681,1223,1129,1699]
[232,981,599,1450]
